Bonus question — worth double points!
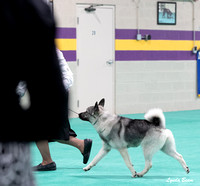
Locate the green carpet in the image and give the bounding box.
[31,110,200,186]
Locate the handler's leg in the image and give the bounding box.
[33,140,56,171]
[57,136,84,154]
[36,140,53,165]
[57,137,93,164]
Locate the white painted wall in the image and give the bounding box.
[54,0,200,30]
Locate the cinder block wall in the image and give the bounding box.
[54,0,200,116]
[116,60,199,114]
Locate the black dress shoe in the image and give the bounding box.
[33,162,56,171]
[82,139,92,164]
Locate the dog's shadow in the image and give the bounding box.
[58,167,82,170]
[72,174,177,180]
[141,175,178,180]
[58,167,179,180]
[73,174,131,180]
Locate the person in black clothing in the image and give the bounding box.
[0,0,67,185]
[16,49,92,171]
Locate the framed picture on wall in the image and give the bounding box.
[157,2,176,25]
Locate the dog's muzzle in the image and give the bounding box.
[79,113,89,122]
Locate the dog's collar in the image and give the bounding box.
[99,128,106,133]
[92,118,99,125]
[92,114,103,126]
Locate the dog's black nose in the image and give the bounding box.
[79,113,89,122]
[79,113,85,120]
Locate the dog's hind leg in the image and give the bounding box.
[137,147,154,177]
[118,148,137,177]
[137,135,165,177]
[161,133,190,174]
[83,143,111,171]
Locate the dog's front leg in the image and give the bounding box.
[83,144,111,171]
[118,148,137,178]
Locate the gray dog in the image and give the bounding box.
[79,99,189,177]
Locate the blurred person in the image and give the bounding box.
[17,49,93,171]
[0,0,68,185]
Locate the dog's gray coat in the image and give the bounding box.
[79,99,189,177]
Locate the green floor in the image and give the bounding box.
[31,110,200,186]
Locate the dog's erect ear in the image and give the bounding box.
[94,102,99,112]
[99,98,105,107]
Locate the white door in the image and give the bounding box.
[76,4,115,113]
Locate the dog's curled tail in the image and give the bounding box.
[144,108,166,128]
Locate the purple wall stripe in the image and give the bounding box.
[56,27,76,39]
[55,28,76,61]
[116,29,200,40]
[61,50,76,61]
[56,28,200,40]
[55,27,199,61]
[115,51,196,61]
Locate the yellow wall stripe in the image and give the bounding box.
[55,39,76,51]
[116,39,200,51]
[55,38,200,52]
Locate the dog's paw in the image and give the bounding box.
[132,171,137,178]
[186,167,190,174]
[83,165,91,171]
[136,173,144,177]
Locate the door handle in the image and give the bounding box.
[106,60,113,65]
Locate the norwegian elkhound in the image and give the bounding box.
[79,98,190,177]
